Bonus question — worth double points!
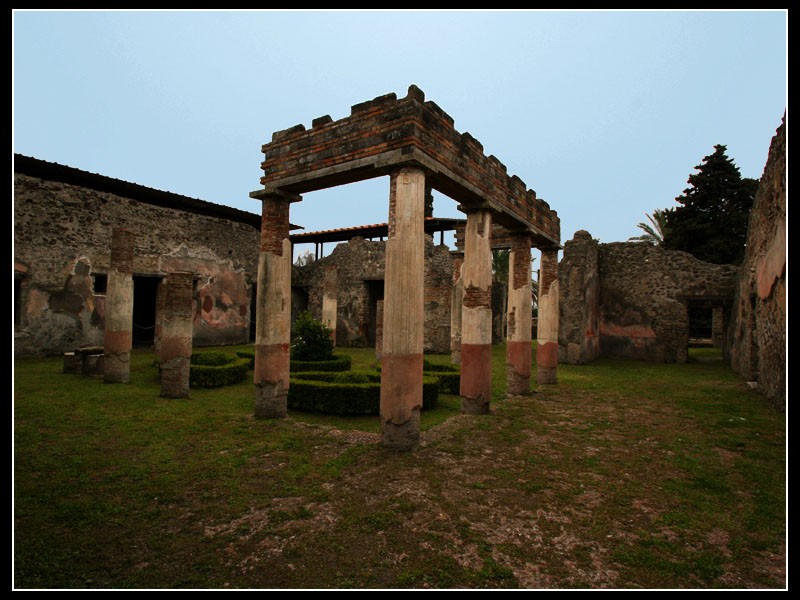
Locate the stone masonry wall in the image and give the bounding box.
[14,173,259,356]
[293,236,453,353]
[725,116,786,410]
[558,231,738,364]
[598,243,737,363]
[558,230,600,364]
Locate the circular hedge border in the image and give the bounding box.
[189,352,250,388]
[288,370,440,415]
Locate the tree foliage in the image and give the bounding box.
[662,144,758,265]
[629,209,668,244]
[291,311,334,362]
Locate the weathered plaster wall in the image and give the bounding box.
[293,236,453,353]
[725,117,786,409]
[14,173,259,356]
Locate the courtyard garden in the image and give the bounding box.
[13,344,785,589]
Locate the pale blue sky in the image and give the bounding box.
[12,9,787,256]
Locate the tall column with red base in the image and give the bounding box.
[104,228,135,384]
[254,193,295,418]
[506,232,533,395]
[159,271,194,399]
[460,209,493,414]
[380,168,425,450]
[537,247,560,384]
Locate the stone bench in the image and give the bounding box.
[64,346,105,377]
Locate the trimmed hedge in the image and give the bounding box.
[291,354,352,373]
[236,350,352,373]
[189,354,250,388]
[235,351,255,369]
[422,360,461,395]
[288,374,440,415]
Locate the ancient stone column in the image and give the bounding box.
[537,247,560,384]
[104,228,135,383]
[322,265,338,346]
[460,209,493,413]
[153,277,167,362]
[380,167,425,450]
[375,299,384,361]
[506,232,532,396]
[159,272,194,399]
[254,193,295,419]
[450,251,464,365]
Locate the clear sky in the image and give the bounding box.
[12,9,787,257]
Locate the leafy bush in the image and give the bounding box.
[291,311,334,362]
[189,354,250,388]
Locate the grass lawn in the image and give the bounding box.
[13,344,786,589]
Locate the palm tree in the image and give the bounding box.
[629,209,668,244]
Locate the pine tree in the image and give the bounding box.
[663,144,758,265]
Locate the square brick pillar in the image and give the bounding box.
[460,209,493,414]
[104,228,135,384]
[159,271,194,399]
[254,193,296,418]
[380,168,425,450]
[450,251,464,365]
[506,232,532,396]
[536,247,560,384]
[322,265,338,346]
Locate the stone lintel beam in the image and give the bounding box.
[255,86,560,248]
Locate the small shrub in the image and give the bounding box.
[291,311,334,362]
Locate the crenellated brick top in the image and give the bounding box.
[252,85,559,249]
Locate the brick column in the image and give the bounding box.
[537,247,559,384]
[322,265,338,346]
[450,251,464,365]
[254,194,295,418]
[506,232,532,396]
[380,167,425,450]
[159,272,194,398]
[104,228,135,383]
[460,209,493,413]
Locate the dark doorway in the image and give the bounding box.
[249,283,257,342]
[291,287,310,328]
[688,305,713,342]
[132,275,161,347]
[365,279,385,345]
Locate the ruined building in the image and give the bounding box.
[725,116,786,410]
[558,116,786,409]
[14,154,261,357]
